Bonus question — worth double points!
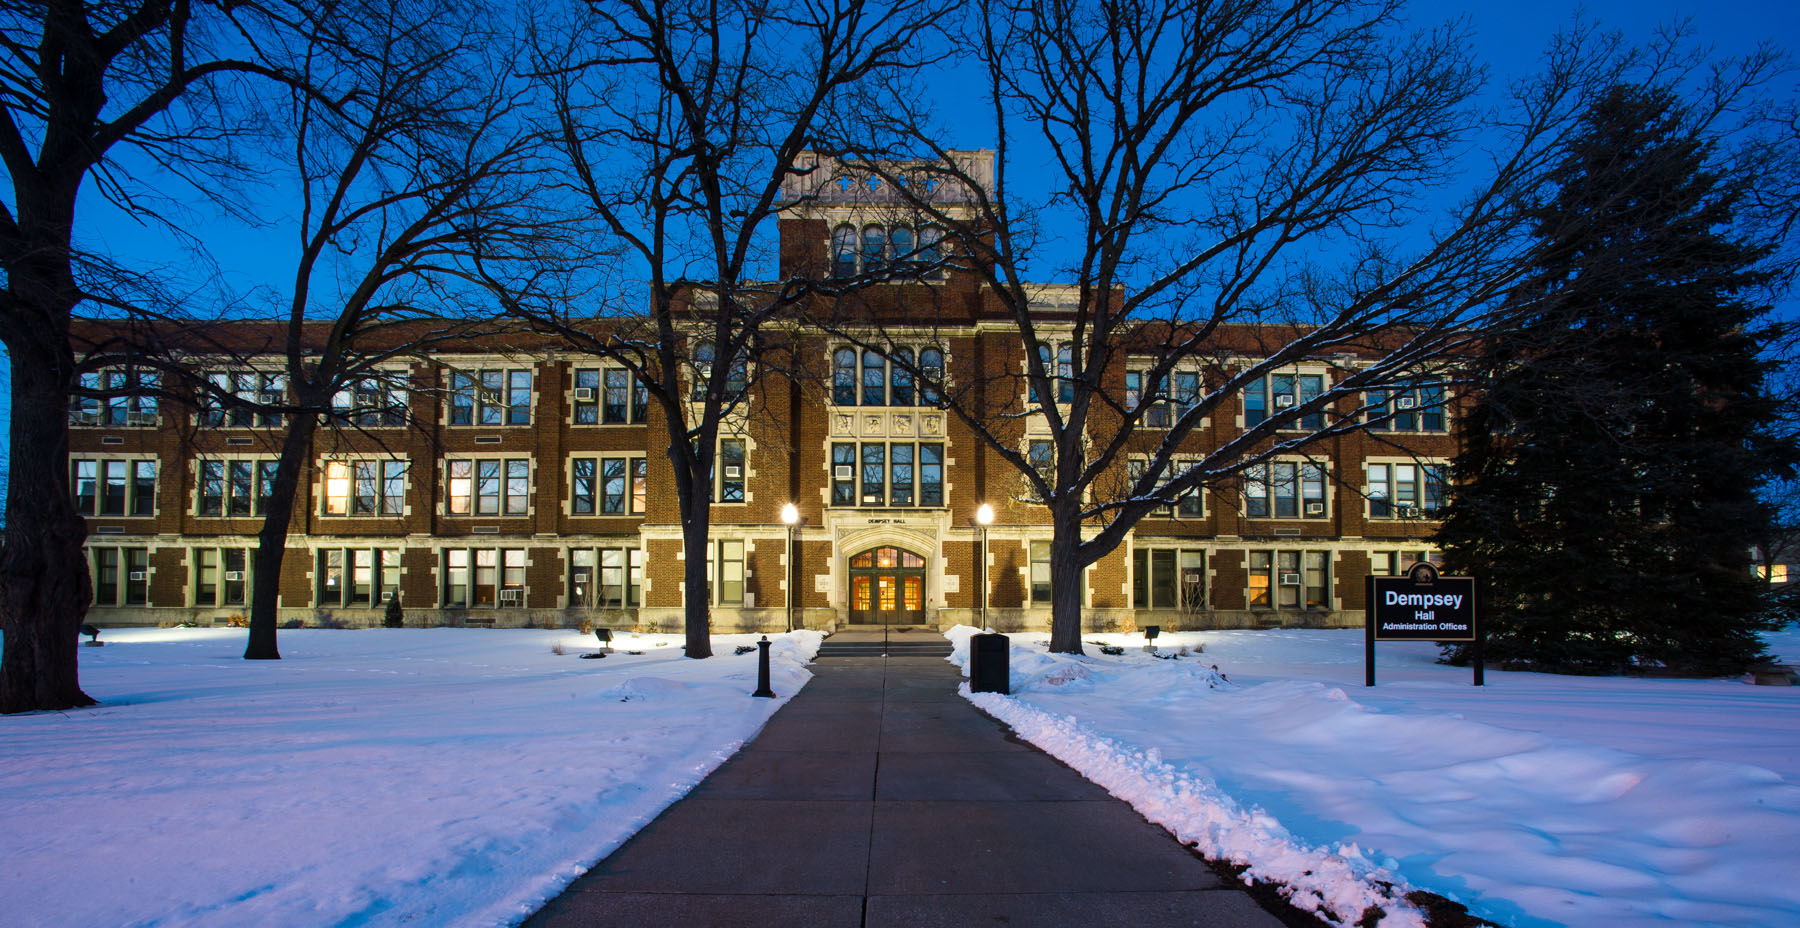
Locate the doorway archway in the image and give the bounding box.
[847,546,926,625]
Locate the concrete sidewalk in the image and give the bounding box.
[524,629,1284,927]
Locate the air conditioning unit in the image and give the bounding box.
[75,411,100,425]
[380,591,394,602]
[834,465,854,480]
[1275,394,1295,407]
[499,588,523,606]
[1279,572,1302,586]
[126,411,157,426]
[574,387,595,402]
[724,466,741,479]
[1399,506,1421,518]
[260,391,283,405]
[1396,396,1417,409]
[128,571,148,582]
[1304,503,1325,516]
[224,571,244,582]
[572,570,589,582]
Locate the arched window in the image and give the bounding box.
[862,224,888,274]
[833,347,858,405]
[889,226,914,272]
[917,225,944,276]
[862,349,886,405]
[890,347,915,406]
[919,347,944,406]
[831,224,858,278]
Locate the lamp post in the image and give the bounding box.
[781,503,801,632]
[975,503,994,631]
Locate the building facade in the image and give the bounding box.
[70,153,1451,632]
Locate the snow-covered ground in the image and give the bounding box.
[0,627,820,928]
[951,624,1800,928]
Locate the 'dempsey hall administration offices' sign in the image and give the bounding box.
[1364,561,1483,686]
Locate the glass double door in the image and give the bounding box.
[848,546,926,625]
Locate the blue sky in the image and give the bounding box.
[3,0,1798,486]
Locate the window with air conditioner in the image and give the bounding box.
[72,368,159,428]
[1247,549,1330,610]
[1245,461,1327,519]
[1367,381,1445,432]
[1367,462,1448,520]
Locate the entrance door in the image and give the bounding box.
[847,546,926,625]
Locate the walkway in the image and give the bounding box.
[525,629,1283,927]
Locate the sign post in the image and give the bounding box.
[1365,562,1481,686]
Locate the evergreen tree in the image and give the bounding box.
[1439,84,1794,675]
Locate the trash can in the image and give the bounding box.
[969,632,1010,694]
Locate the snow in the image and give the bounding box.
[948,624,1800,928]
[0,627,820,928]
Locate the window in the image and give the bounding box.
[832,224,859,278]
[571,456,647,515]
[448,368,532,426]
[72,459,157,517]
[690,342,747,402]
[192,548,253,608]
[1248,550,1330,609]
[72,368,160,427]
[1028,440,1054,485]
[833,441,942,507]
[196,459,278,517]
[442,547,524,607]
[1373,550,1443,577]
[1367,462,1447,519]
[569,545,644,609]
[832,345,944,406]
[1134,548,1205,610]
[1368,382,1445,432]
[1127,371,1171,427]
[1029,541,1052,604]
[321,460,407,517]
[315,547,402,608]
[573,368,648,425]
[1245,461,1327,519]
[832,222,942,278]
[1127,458,1203,518]
[1028,343,1075,404]
[715,438,746,503]
[445,458,531,516]
[330,376,406,427]
[1245,372,1324,429]
[196,371,283,428]
[90,547,149,606]
[713,539,745,605]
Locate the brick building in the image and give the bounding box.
[70,152,1451,632]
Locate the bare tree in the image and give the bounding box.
[0,0,303,713]
[823,0,1625,653]
[223,0,567,659]
[518,0,949,658]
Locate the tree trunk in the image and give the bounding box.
[0,343,96,713]
[244,413,319,660]
[1047,513,1086,655]
[682,511,715,659]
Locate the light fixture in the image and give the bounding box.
[780,502,800,525]
[976,503,994,525]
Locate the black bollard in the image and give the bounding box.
[752,635,775,698]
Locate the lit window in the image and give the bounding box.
[445,458,531,517]
[321,460,407,517]
[1247,549,1330,609]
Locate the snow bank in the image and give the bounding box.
[946,625,1800,928]
[0,627,821,928]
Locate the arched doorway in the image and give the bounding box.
[847,546,926,625]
